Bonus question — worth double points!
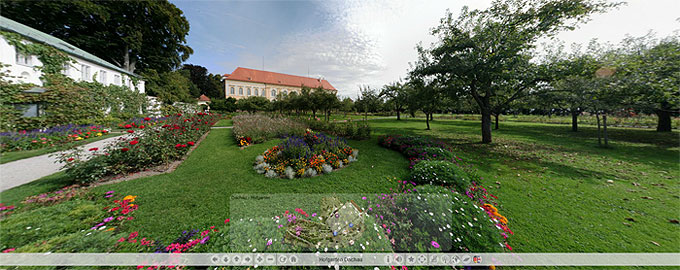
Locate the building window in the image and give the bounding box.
[114,75,121,85]
[247,87,252,96]
[99,71,107,84]
[80,65,91,81]
[282,90,288,95]
[230,87,235,95]
[62,63,70,76]
[239,87,243,95]
[254,88,259,96]
[14,103,41,117]
[261,89,266,97]
[271,89,277,97]
[15,49,31,66]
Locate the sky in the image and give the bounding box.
[171,0,680,98]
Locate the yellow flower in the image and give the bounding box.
[123,195,137,202]
[96,132,103,136]
[75,137,83,141]
[129,204,135,207]
[106,228,115,231]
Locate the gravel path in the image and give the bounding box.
[0,135,125,192]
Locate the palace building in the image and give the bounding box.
[223,67,336,100]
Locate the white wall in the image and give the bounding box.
[0,35,145,93]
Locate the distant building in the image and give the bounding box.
[0,16,145,93]
[197,94,211,110]
[223,67,336,100]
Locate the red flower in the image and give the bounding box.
[224,218,230,224]
[176,113,182,116]
[187,141,195,146]
[67,158,74,162]
[139,125,145,129]
[144,117,151,121]
[130,140,139,145]
[127,130,134,133]
[175,144,182,148]
[124,124,132,129]
[121,148,130,152]
[89,147,98,151]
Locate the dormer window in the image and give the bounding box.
[15,49,31,66]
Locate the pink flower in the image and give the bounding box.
[431,241,440,248]
[224,218,230,224]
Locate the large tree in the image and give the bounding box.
[181,64,223,99]
[379,81,409,120]
[1,0,192,73]
[413,0,618,143]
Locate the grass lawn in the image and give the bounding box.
[369,119,679,253]
[213,118,233,127]
[0,133,120,164]
[1,117,677,267]
[82,128,408,243]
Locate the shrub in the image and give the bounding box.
[365,182,505,252]
[410,160,472,192]
[57,113,218,183]
[300,118,371,140]
[232,114,307,144]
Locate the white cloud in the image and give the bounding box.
[223,0,679,98]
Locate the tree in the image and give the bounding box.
[142,70,194,104]
[380,81,409,120]
[1,0,192,73]
[182,64,224,99]
[210,97,237,112]
[355,86,382,120]
[407,74,447,130]
[339,97,354,116]
[413,0,619,143]
[614,34,680,132]
[237,96,270,113]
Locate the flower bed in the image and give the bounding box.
[0,124,110,152]
[378,134,513,250]
[254,130,358,179]
[300,117,371,140]
[232,114,307,146]
[58,112,219,184]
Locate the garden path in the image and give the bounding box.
[0,135,125,192]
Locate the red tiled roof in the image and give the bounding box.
[223,67,336,91]
[197,94,211,101]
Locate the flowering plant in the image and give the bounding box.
[0,124,109,152]
[237,136,252,147]
[22,184,88,207]
[253,131,358,178]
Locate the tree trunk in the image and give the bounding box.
[494,114,499,130]
[603,113,609,147]
[430,113,434,121]
[425,113,431,130]
[655,109,672,132]
[397,110,401,120]
[481,109,492,143]
[571,110,579,132]
[596,112,602,147]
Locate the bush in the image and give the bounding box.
[301,118,371,140]
[410,160,471,192]
[365,183,505,252]
[232,114,307,144]
[0,124,110,152]
[58,113,218,183]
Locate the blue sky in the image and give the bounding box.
[172,0,680,98]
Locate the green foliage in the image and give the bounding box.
[182,64,224,99]
[0,0,193,73]
[232,114,307,143]
[236,96,270,113]
[142,69,195,104]
[301,118,371,140]
[210,97,237,113]
[0,30,72,76]
[410,160,471,192]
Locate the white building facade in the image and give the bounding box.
[0,16,145,93]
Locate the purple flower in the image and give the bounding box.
[431,241,440,248]
[200,236,210,244]
[103,217,114,223]
[266,239,273,246]
[106,191,115,194]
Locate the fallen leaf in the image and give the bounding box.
[651,241,660,246]
[670,219,679,224]
[625,217,636,222]
[623,222,632,227]
[632,182,640,186]
[641,196,653,200]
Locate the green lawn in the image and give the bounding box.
[213,118,233,127]
[1,117,678,264]
[0,133,120,164]
[369,119,679,253]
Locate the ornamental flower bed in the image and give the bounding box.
[0,124,110,152]
[378,134,513,250]
[58,112,219,183]
[233,114,307,145]
[254,130,358,179]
